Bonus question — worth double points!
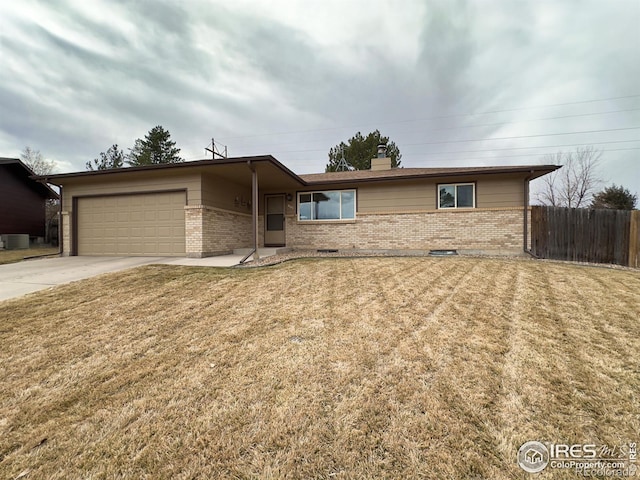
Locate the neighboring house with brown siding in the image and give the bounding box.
[0,158,59,240]
[39,155,558,258]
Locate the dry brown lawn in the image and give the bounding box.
[0,247,58,265]
[0,257,639,479]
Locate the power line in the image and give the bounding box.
[407,147,640,162]
[234,127,640,155]
[217,94,640,141]
[229,108,640,151]
[399,139,640,156]
[401,127,640,147]
[183,148,639,167]
[286,147,640,165]
[182,139,640,163]
[434,95,640,117]
[399,108,640,136]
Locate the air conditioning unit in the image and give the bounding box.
[0,234,30,250]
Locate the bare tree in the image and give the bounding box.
[20,146,55,175]
[19,146,59,245]
[536,146,603,208]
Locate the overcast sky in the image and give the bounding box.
[1,0,639,197]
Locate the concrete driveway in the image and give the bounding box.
[0,254,250,302]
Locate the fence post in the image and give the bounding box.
[629,210,639,268]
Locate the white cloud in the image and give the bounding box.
[0,0,637,194]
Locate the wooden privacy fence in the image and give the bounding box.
[531,206,640,267]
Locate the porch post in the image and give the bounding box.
[251,163,260,260]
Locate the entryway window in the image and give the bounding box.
[298,190,356,221]
[438,183,475,209]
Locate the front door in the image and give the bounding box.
[265,194,286,246]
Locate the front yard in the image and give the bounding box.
[0,257,638,479]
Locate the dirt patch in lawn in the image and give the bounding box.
[1,257,639,479]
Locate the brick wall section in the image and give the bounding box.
[284,207,526,254]
[65,205,528,257]
[185,205,252,257]
[184,206,203,256]
[61,211,71,256]
[258,215,264,247]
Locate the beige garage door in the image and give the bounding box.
[77,192,186,256]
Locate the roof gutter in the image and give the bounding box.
[300,165,561,186]
[33,155,307,186]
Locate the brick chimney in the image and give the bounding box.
[370,143,391,170]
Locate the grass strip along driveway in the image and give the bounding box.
[0,247,58,265]
[1,257,639,479]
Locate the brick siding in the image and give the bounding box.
[66,204,528,257]
[185,205,252,257]
[61,211,71,256]
[284,207,527,254]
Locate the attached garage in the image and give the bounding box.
[75,191,186,256]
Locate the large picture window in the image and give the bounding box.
[438,183,475,208]
[298,190,356,221]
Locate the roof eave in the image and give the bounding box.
[35,155,307,186]
[33,160,560,188]
[302,165,561,185]
[0,157,59,199]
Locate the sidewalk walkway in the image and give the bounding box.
[0,249,280,301]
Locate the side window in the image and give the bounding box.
[438,183,475,209]
[297,190,356,220]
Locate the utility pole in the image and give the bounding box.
[335,147,353,171]
[205,138,228,159]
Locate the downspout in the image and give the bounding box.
[523,171,537,258]
[240,161,260,264]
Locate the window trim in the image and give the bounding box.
[297,189,357,221]
[437,182,476,209]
